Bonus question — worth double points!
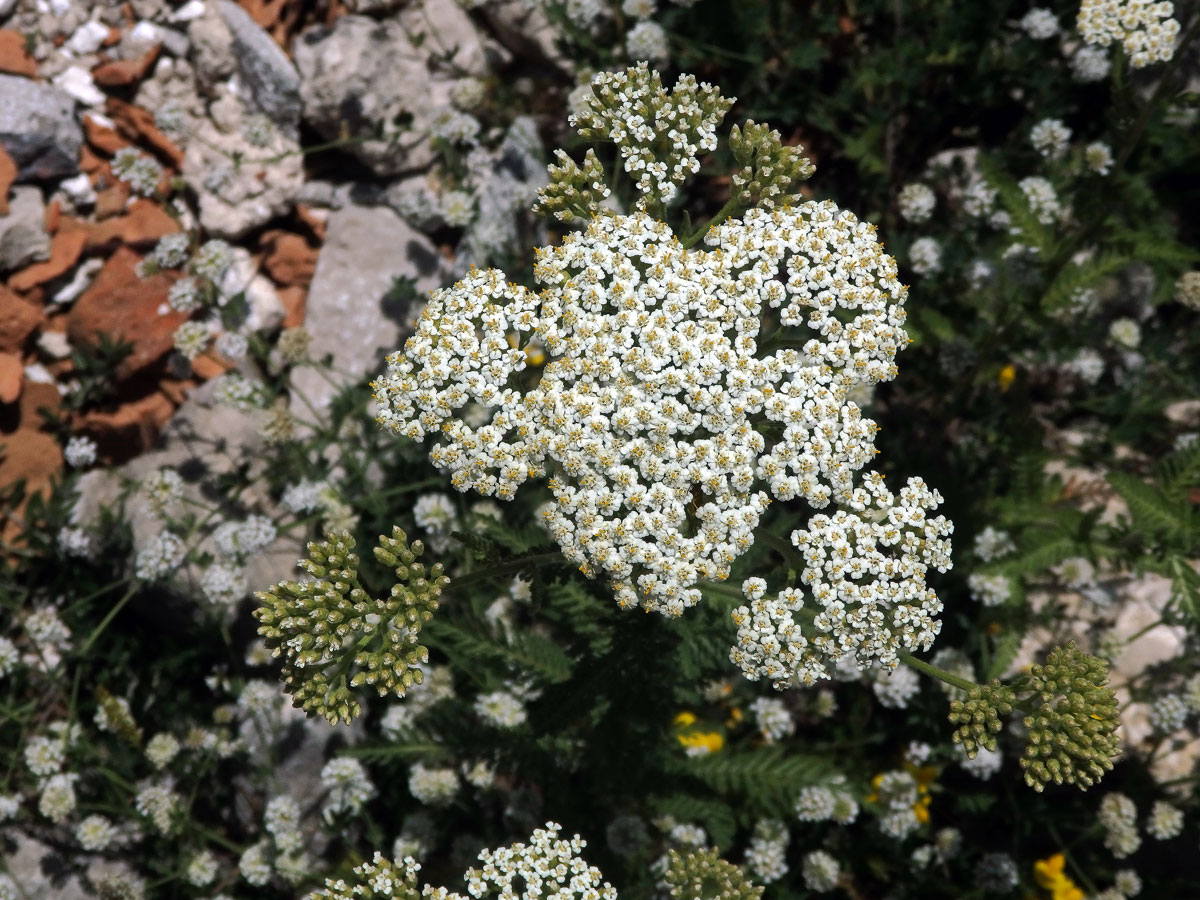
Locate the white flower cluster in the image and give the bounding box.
[376,200,926,618]
[1070,43,1112,80]
[897,183,936,223]
[567,64,732,207]
[1030,118,1072,160]
[1077,0,1179,68]
[747,696,794,742]
[801,850,840,892]
[1019,176,1061,225]
[872,770,923,840]
[732,475,952,687]
[1098,792,1141,858]
[1146,800,1183,840]
[744,819,789,883]
[464,822,617,900]
[408,762,460,806]
[973,526,1015,561]
[871,663,921,708]
[475,688,528,728]
[1020,8,1060,38]
[320,758,376,820]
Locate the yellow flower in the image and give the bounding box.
[677,731,725,754]
[674,711,697,728]
[1033,853,1085,900]
[998,363,1017,391]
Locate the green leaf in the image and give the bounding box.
[985,630,1023,682]
[1107,471,1193,544]
[652,794,739,851]
[988,535,1076,577]
[1039,254,1131,313]
[673,747,836,817]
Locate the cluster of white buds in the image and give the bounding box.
[375,197,921,616]
[1077,0,1180,68]
[731,474,952,685]
[567,63,733,208]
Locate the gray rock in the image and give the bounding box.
[0,186,51,273]
[0,0,18,23]
[216,0,301,127]
[2,832,89,900]
[457,116,545,271]
[188,0,301,130]
[293,2,492,177]
[181,86,304,239]
[289,204,449,414]
[72,378,307,604]
[478,0,569,72]
[0,75,82,182]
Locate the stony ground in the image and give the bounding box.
[0,0,559,536]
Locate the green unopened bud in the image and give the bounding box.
[1018,643,1120,792]
[664,848,763,900]
[252,527,450,725]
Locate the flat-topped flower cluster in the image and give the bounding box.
[373,199,944,621]
[373,63,953,685]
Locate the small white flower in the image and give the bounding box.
[909,237,942,275]
[1019,8,1059,39]
[64,435,97,468]
[897,183,936,222]
[1108,317,1141,349]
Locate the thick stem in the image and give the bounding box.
[898,651,979,694]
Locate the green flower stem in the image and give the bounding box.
[681,197,742,249]
[79,585,139,657]
[898,651,979,694]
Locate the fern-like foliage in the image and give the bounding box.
[673,746,836,817]
[253,527,448,724]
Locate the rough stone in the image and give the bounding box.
[293,7,489,177]
[455,115,544,272]
[0,832,90,900]
[72,376,308,601]
[0,185,50,272]
[216,0,301,126]
[290,203,448,414]
[181,86,304,239]
[0,74,83,181]
[479,0,569,72]
[216,246,285,333]
[188,0,301,129]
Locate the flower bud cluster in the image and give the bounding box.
[949,680,1015,756]
[664,847,764,900]
[1077,0,1179,68]
[568,63,733,207]
[535,148,612,222]
[728,120,815,210]
[253,527,448,724]
[732,474,952,685]
[1020,643,1119,791]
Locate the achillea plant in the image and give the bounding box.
[372,64,954,689]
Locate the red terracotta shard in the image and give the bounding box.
[0,286,42,353]
[105,97,184,168]
[66,245,184,381]
[261,230,318,287]
[0,144,15,215]
[92,44,160,87]
[0,30,38,78]
[0,352,21,404]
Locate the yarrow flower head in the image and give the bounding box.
[1077,0,1179,68]
[374,66,951,688]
